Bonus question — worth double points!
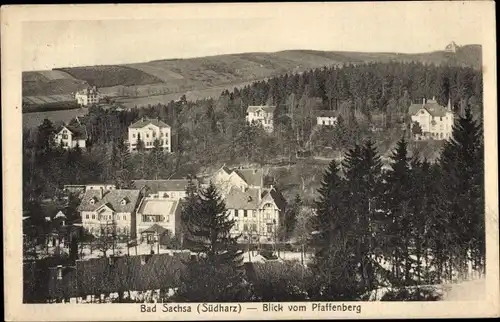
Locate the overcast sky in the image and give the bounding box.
[22,3,485,71]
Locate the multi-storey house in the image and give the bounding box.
[77,188,141,238]
[409,98,454,140]
[246,106,276,133]
[128,118,172,153]
[135,197,183,243]
[54,122,88,150]
[75,86,100,107]
[211,166,286,243]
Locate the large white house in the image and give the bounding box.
[77,188,142,238]
[211,166,286,243]
[128,118,172,153]
[246,106,276,133]
[135,197,183,243]
[409,98,454,140]
[75,86,100,107]
[54,122,88,150]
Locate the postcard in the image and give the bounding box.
[2,2,499,321]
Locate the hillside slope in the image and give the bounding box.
[23,45,482,97]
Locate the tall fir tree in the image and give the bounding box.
[439,106,484,278]
[310,159,365,300]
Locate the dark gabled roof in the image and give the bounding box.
[57,123,88,140]
[247,105,276,114]
[129,118,171,129]
[225,186,260,210]
[316,110,339,118]
[409,100,450,117]
[133,179,198,194]
[233,168,264,187]
[261,188,287,211]
[77,189,141,213]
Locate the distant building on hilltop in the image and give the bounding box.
[54,121,88,150]
[246,105,276,133]
[75,86,100,107]
[409,97,454,140]
[316,110,339,126]
[445,41,459,53]
[128,117,172,153]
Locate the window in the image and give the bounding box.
[92,215,95,219]
[86,214,89,219]
[252,210,256,217]
[440,117,443,121]
[251,223,257,231]
[243,224,248,231]
[267,225,273,233]
[153,132,156,137]
[420,110,425,114]
[123,215,127,221]
[62,134,68,139]
[243,210,248,217]
[160,132,164,137]
[146,134,149,138]
[132,134,136,138]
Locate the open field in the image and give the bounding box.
[23,108,89,129]
[23,46,482,98]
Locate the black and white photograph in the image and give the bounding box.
[2,2,499,320]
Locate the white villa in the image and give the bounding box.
[135,198,183,243]
[77,188,142,238]
[409,98,454,140]
[128,117,172,153]
[211,166,286,243]
[246,105,276,133]
[75,86,100,107]
[54,121,88,150]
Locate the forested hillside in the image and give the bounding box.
[23,45,481,97]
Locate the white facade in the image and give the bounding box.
[128,119,172,153]
[75,86,100,107]
[317,116,338,126]
[81,207,132,237]
[135,197,182,237]
[246,106,275,133]
[54,126,87,150]
[410,99,454,140]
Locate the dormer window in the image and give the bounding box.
[89,198,96,205]
[247,196,253,202]
[121,198,128,205]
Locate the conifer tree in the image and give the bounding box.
[310,159,365,300]
[176,182,249,302]
[382,136,414,285]
[439,106,484,277]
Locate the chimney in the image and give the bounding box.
[447,98,452,111]
[422,98,426,105]
[142,117,145,122]
[98,187,103,200]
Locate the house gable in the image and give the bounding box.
[95,203,115,214]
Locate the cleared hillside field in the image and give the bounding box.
[23,108,89,129]
[23,45,482,99]
[23,72,89,96]
[56,65,164,88]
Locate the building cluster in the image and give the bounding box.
[409,98,454,140]
[75,86,101,107]
[72,180,190,244]
[70,166,286,245]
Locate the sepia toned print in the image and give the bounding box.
[2,2,499,321]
